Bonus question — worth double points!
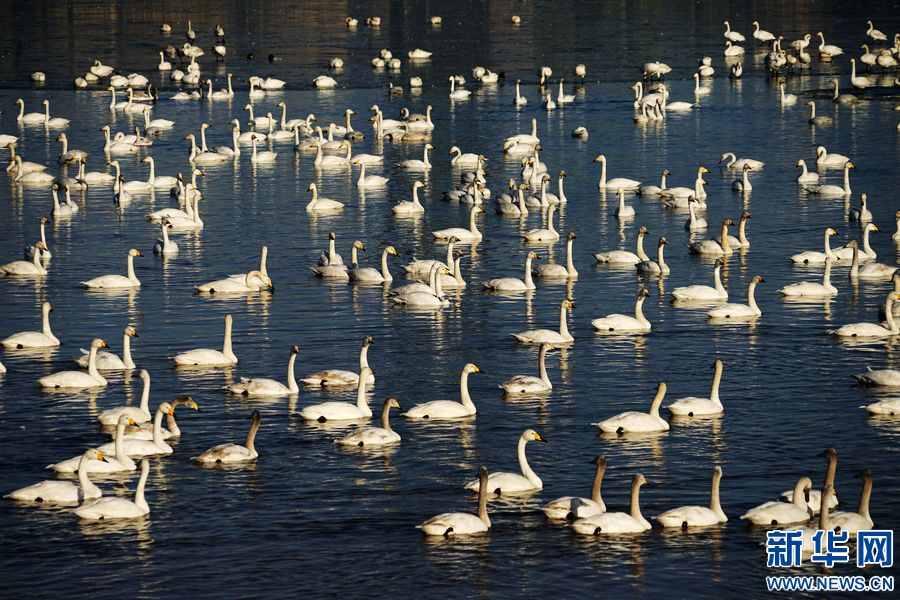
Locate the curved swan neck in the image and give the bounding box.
[152,407,165,445]
[469,206,480,236]
[524,254,535,289]
[380,401,393,433]
[134,461,150,512]
[649,384,665,418]
[657,243,667,270]
[122,332,135,369]
[591,461,606,503]
[286,351,298,392]
[359,343,370,371]
[861,227,874,256]
[710,362,723,405]
[635,295,649,326]
[459,369,475,410]
[517,187,528,214]
[42,304,56,340]
[630,478,646,524]
[477,470,490,525]
[818,487,833,530]
[244,414,261,453]
[636,231,649,261]
[88,344,104,383]
[747,281,760,314]
[713,266,726,293]
[738,217,748,244]
[710,469,726,520]
[538,344,550,385]
[126,253,139,283]
[77,453,100,498]
[843,164,851,194]
[380,248,393,281]
[857,474,872,521]
[412,183,422,206]
[598,157,607,187]
[222,317,235,361]
[558,301,570,338]
[355,372,372,415]
[822,260,835,291]
[518,436,541,487]
[720,224,731,253]
[565,237,576,275]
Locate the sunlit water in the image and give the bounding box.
[1,1,899,597]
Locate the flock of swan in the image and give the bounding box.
[1,13,898,549]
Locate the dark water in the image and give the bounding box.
[1,1,899,597]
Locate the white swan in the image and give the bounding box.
[657,466,727,528]
[779,258,838,297]
[483,252,539,292]
[684,197,708,231]
[354,162,388,188]
[833,292,899,338]
[51,415,138,473]
[780,448,839,514]
[81,249,141,289]
[317,233,343,267]
[594,154,641,190]
[432,205,483,242]
[349,246,397,283]
[741,477,813,525]
[500,342,554,394]
[849,194,873,223]
[403,364,482,419]
[305,182,344,212]
[38,339,108,389]
[7,449,106,504]
[815,146,849,168]
[299,367,375,421]
[226,246,269,286]
[228,345,299,396]
[593,382,669,433]
[337,397,402,447]
[707,275,764,319]
[392,180,426,215]
[512,298,574,344]
[829,470,874,534]
[723,20,745,42]
[806,101,833,126]
[195,270,273,294]
[94,403,176,458]
[571,474,651,534]
[1,301,59,348]
[593,226,649,265]
[719,152,764,171]
[172,314,238,366]
[852,240,896,281]
[302,336,375,387]
[672,259,728,302]
[75,326,138,370]
[817,32,843,58]
[394,143,433,170]
[835,223,877,262]
[153,218,178,256]
[636,237,670,276]
[855,367,900,388]
[464,430,547,495]
[75,458,150,520]
[535,232,577,279]
[592,289,652,333]
[779,82,798,106]
[791,228,839,264]
[638,170,669,197]
[419,466,491,536]
[668,360,725,416]
[689,219,734,256]
[97,369,152,425]
[0,243,47,276]
[732,164,753,192]
[15,98,46,124]
[449,145,480,168]
[194,411,261,464]
[661,168,709,207]
[796,159,819,184]
[390,263,450,308]
[312,240,365,279]
[542,456,607,520]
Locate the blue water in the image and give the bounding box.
[0,1,898,597]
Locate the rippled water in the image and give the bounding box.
[1,1,899,597]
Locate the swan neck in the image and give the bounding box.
[630,480,646,524]
[77,453,100,498]
[477,475,490,526]
[747,282,760,314]
[380,248,393,281]
[222,318,235,361]
[380,401,393,433]
[122,332,134,369]
[636,232,649,261]
[524,255,535,289]
[849,246,859,278]
[591,463,606,503]
[559,302,570,338]
[720,224,731,253]
[858,476,872,521]
[518,436,541,487]
[862,227,873,255]
[713,266,726,293]
[886,297,898,333]
[153,407,164,445]
[710,362,723,405]
[598,158,606,186]
[134,462,150,512]
[351,245,359,268]
[412,183,422,206]
[87,344,104,383]
[286,352,299,392]
[649,385,665,418]
[355,375,371,415]
[459,369,475,410]
[538,344,550,384]
[244,417,260,453]
[469,207,480,236]
[635,296,649,326]
[710,471,725,519]
[42,306,55,340]
[127,253,139,284]
[359,344,370,371]
[843,165,851,193]
[565,238,575,274]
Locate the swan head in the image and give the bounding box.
[159,401,175,416]
[15,98,24,106]
[307,182,317,192]
[567,232,576,241]
[723,218,735,227]
[85,449,108,463]
[384,396,401,411]
[463,363,482,375]
[527,251,541,261]
[125,326,139,338]
[173,396,200,412]
[523,429,547,443]
[753,275,765,284]
[353,240,366,251]
[741,210,751,220]
[564,299,574,310]
[425,143,434,150]
[249,270,273,289]
[290,345,300,356]
[699,166,710,175]
[638,288,650,299]
[128,249,143,258]
[688,195,698,204]
[867,223,878,233]
[846,162,855,169]
[592,154,606,163]
[413,181,425,190]
[40,216,50,225]
[91,338,108,350]
[448,236,460,244]
[385,246,398,256]
[362,335,374,347]
[638,226,649,235]
[657,237,667,247]
[714,258,725,268]
[827,228,838,236]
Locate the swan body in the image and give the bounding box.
[657,467,727,528]
[833,293,899,338]
[403,364,481,419]
[593,227,649,265]
[535,232,578,279]
[228,346,299,396]
[512,298,574,344]
[484,252,539,292]
[419,466,491,536]
[741,477,814,525]
[796,159,819,184]
[81,249,142,288]
[194,411,261,463]
[172,314,238,366]
[668,360,725,416]
[672,260,728,302]
[855,367,900,388]
[636,238,670,276]
[349,246,397,283]
[500,343,553,394]
[98,370,153,425]
[302,336,375,387]
[592,288,652,333]
[74,458,151,520]
[707,275,764,319]
[0,243,48,276]
[75,326,138,370]
[779,258,838,297]
[543,457,607,520]
[464,430,546,495]
[594,382,669,433]
[7,449,106,504]
[299,368,374,421]
[829,470,874,534]
[689,220,734,256]
[791,228,840,264]
[196,270,273,294]
[95,403,175,458]
[719,152,764,171]
[594,155,640,190]
[571,474,651,535]
[432,205,483,242]
[38,339,108,389]
[305,182,344,212]
[336,397,401,447]
[392,181,426,215]
[1,301,59,348]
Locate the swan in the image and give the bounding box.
[305,182,344,212]
[449,77,471,99]
[314,75,338,89]
[76,158,115,185]
[101,126,138,154]
[311,240,364,279]
[75,326,138,370]
[806,101,833,126]
[500,342,553,394]
[15,98,46,124]
[780,448,839,514]
[780,258,838,297]
[185,133,229,164]
[660,166,709,205]
[731,164,753,192]
[779,82,798,106]
[299,367,375,421]
[14,162,56,185]
[354,162,388,188]
[52,415,138,474]
[349,246,397,283]
[56,133,87,164]
[832,79,858,104]
[440,252,467,290]
[392,180,426,214]
[535,232,577,279]
[449,146,480,168]
[432,205,483,242]
[592,288,652,333]
[97,370,152,425]
[228,345,299,396]
[707,275,764,319]
[419,466,491,536]
[833,292,899,338]
[571,474,651,535]
[206,74,234,100]
[866,20,887,41]
[817,32,843,58]
[638,170,670,197]
[657,466,727,528]
[142,156,178,189]
[403,364,482,419]
[157,51,171,71]
[141,106,173,131]
[636,238,670,276]
[668,360,725,416]
[75,458,150,520]
[38,339,108,389]
[7,449,106,504]
[689,219,734,256]
[849,194,873,223]
[1,301,59,348]
[162,190,203,231]
[752,21,775,42]
[464,430,547,495]
[302,336,375,388]
[724,41,745,56]
[38,99,68,128]
[723,20,745,42]
[543,456,607,520]
[611,188,636,219]
[81,249,141,289]
[336,397,402,447]
[404,238,456,277]
[834,223,878,262]
[796,159,819,184]
[6,147,46,175]
[513,79,528,106]
[828,470,874,534]
[512,297,574,344]
[741,477,814,525]
[317,232,343,267]
[816,146,850,169]
[594,155,640,190]
[504,118,539,146]
[94,403,177,458]
[394,144,433,170]
[593,382,668,433]
[672,259,728,302]
[22,217,52,260]
[854,238,898,280]
[193,410,263,465]
[0,242,47,276]
[154,218,178,256]
[791,228,839,264]
[523,205,560,242]
[593,226,649,265]
[684,197,708,231]
[172,314,238,366]
[390,264,450,308]
[250,137,277,164]
[855,366,900,388]
[719,152,764,171]
[313,139,350,168]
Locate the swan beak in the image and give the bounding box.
[534,433,548,443]
[128,418,137,426]
[872,225,879,232]
[132,331,140,338]
[191,401,201,412]
[97,452,108,463]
